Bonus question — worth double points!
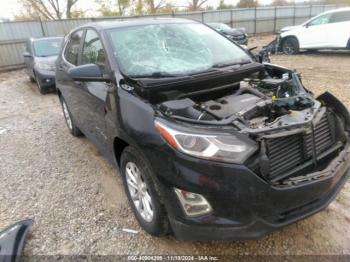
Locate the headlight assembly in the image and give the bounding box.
[155,120,257,164]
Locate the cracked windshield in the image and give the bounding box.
[108,23,251,77]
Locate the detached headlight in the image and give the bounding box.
[155,120,257,164]
[35,62,55,71]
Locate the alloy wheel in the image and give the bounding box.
[125,161,154,222]
[283,41,296,55]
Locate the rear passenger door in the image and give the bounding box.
[78,29,110,147]
[300,13,331,48]
[327,10,350,48]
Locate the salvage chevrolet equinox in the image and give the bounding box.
[55,18,350,240]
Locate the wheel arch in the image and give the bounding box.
[113,136,129,166]
[281,35,300,46]
[347,38,350,49]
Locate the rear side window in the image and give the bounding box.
[330,11,350,23]
[81,29,106,72]
[64,30,83,65]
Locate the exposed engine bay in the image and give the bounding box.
[123,63,349,185]
[156,64,316,133]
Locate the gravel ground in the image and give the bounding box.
[0,35,350,257]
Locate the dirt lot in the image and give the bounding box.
[0,35,350,257]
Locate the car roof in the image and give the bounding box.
[30,36,63,42]
[322,7,350,15]
[73,18,199,32]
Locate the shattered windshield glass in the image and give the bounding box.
[107,23,251,77]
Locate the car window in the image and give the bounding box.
[330,11,350,23]
[33,38,63,57]
[64,30,83,65]
[308,14,332,26]
[81,29,106,72]
[107,23,251,77]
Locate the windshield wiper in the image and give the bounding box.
[211,60,251,68]
[130,71,185,78]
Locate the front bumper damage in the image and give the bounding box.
[148,91,350,240]
[168,145,350,240]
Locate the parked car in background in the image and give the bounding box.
[23,37,63,94]
[56,19,350,240]
[279,7,350,54]
[207,22,248,45]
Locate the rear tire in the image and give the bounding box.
[282,37,299,55]
[120,146,170,236]
[30,76,35,83]
[59,96,83,137]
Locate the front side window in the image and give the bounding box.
[81,30,106,71]
[309,14,332,26]
[64,30,83,65]
[107,23,251,77]
[33,38,63,57]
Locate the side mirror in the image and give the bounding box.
[23,52,32,58]
[68,64,110,82]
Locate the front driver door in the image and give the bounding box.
[298,13,332,48]
[78,29,111,148]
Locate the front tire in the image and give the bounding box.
[282,37,299,55]
[59,96,83,137]
[120,146,170,236]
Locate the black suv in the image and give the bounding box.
[55,18,350,240]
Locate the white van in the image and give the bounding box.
[279,7,350,54]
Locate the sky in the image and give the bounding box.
[1,0,308,20]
